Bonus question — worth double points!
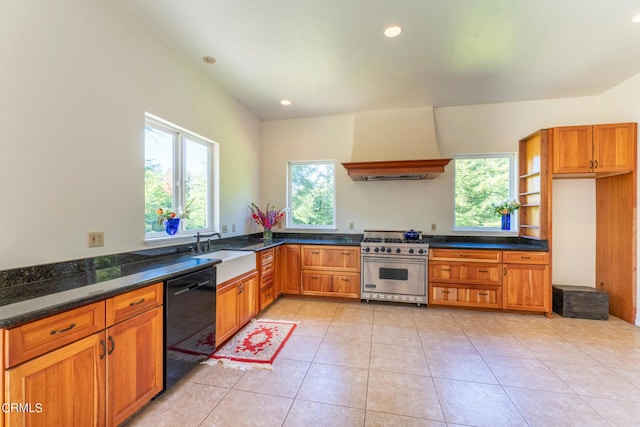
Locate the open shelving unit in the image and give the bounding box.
[518,130,551,241]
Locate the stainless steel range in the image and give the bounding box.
[361,230,428,306]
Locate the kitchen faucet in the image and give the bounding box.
[194,232,221,253]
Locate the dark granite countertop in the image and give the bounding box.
[0,232,547,328]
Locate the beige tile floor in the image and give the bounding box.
[127,298,640,427]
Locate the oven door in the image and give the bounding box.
[362,256,426,296]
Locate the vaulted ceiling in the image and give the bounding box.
[114,0,640,120]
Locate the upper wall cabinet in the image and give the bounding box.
[552,123,637,177]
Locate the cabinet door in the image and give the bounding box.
[281,245,301,294]
[333,273,360,299]
[238,275,258,326]
[429,262,501,286]
[301,246,359,271]
[216,280,239,344]
[592,123,635,174]
[6,333,106,427]
[106,306,163,427]
[552,125,593,174]
[503,264,550,312]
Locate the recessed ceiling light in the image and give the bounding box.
[280,100,292,106]
[202,56,216,64]
[633,14,640,23]
[384,26,402,38]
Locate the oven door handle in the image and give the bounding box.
[363,256,426,265]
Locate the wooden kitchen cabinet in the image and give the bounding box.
[301,245,361,299]
[503,251,551,315]
[105,291,163,427]
[280,244,302,295]
[3,282,164,427]
[428,249,503,309]
[552,123,636,176]
[258,248,276,311]
[216,270,258,344]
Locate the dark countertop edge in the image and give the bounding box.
[427,242,548,251]
[0,258,220,328]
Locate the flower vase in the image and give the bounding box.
[262,228,273,241]
[165,218,181,235]
[501,214,511,231]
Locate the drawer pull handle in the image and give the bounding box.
[100,339,107,360]
[478,292,489,296]
[129,297,146,306]
[341,278,350,281]
[441,267,451,272]
[459,254,470,258]
[107,336,115,355]
[341,252,351,255]
[478,269,488,273]
[441,290,450,294]
[520,256,531,260]
[311,276,320,279]
[311,251,320,254]
[50,323,76,335]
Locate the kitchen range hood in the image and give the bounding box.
[342,107,452,181]
[341,158,452,181]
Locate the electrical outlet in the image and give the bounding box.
[349,222,355,230]
[88,231,104,248]
[232,224,236,232]
[431,223,437,232]
[222,225,228,233]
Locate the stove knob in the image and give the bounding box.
[418,249,425,254]
[386,248,392,253]
[408,248,414,254]
[380,246,385,252]
[395,248,401,254]
[363,247,370,252]
[374,247,379,253]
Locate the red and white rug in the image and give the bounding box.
[204,319,297,370]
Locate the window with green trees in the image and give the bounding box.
[144,114,218,238]
[454,153,516,230]
[287,160,336,229]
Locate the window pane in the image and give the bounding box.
[289,162,335,227]
[144,125,175,233]
[183,138,209,230]
[455,156,510,228]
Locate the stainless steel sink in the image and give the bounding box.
[191,250,256,284]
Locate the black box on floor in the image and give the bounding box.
[552,285,609,320]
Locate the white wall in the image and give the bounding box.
[0,1,261,269]
[262,97,600,287]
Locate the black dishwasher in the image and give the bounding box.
[165,266,216,390]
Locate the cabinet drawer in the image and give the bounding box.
[259,248,275,265]
[106,282,163,326]
[429,284,502,309]
[259,283,275,311]
[5,301,106,368]
[429,249,502,263]
[302,271,360,299]
[503,251,549,265]
[301,246,360,271]
[430,262,501,286]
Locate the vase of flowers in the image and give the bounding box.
[492,199,521,231]
[157,201,192,235]
[249,202,285,241]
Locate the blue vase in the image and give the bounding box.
[501,214,511,231]
[165,218,181,235]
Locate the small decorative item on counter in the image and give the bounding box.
[249,202,285,241]
[492,198,520,230]
[157,201,193,235]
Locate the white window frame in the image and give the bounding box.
[286,160,337,230]
[452,152,517,233]
[144,113,219,242]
